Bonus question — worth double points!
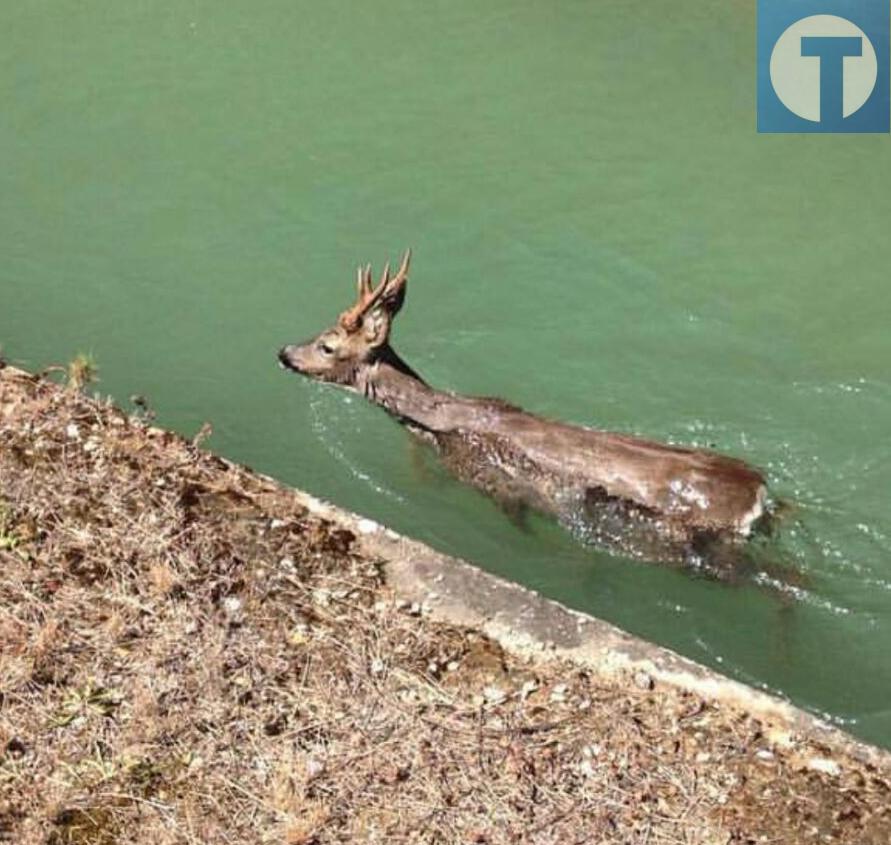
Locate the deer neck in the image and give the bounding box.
[356,347,482,433]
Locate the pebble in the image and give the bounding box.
[582,743,601,758]
[222,596,242,615]
[306,757,325,778]
[483,686,507,704]
[520,679,539,699]
[807,757,841,776]
[357,518,378,534]
[549,683,568,703]
[633,671,654,691]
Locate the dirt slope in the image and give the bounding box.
[1,364,889,844]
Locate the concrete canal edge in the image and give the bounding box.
[247,460,891,774]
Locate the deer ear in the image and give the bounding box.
[381,279,407,317]
[363,306,391,347]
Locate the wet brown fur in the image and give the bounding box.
[278,255,768,567]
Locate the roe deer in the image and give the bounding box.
[278,252,772,573]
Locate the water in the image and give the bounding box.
[2,1,890,746]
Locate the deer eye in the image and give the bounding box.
[317,341,335,356]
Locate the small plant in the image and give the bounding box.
[48,806,118,845]
[52,683,121,728]
[67,353,98,391]
[0,500,19,551]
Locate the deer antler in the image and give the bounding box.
[338,249,411,333]
[393,248,411,287]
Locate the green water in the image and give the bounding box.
[2,1,890,746]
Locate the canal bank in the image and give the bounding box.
[1,362,889,844]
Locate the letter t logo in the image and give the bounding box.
[757,0,889,133]
[800,36,863,122]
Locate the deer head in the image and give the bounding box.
[278,250,411,385]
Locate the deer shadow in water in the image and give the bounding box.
[278,252,800,586]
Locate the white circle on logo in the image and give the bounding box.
[769,14,877,121]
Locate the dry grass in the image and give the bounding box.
[0,362,889,844]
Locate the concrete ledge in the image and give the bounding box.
[273,482,891,773]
